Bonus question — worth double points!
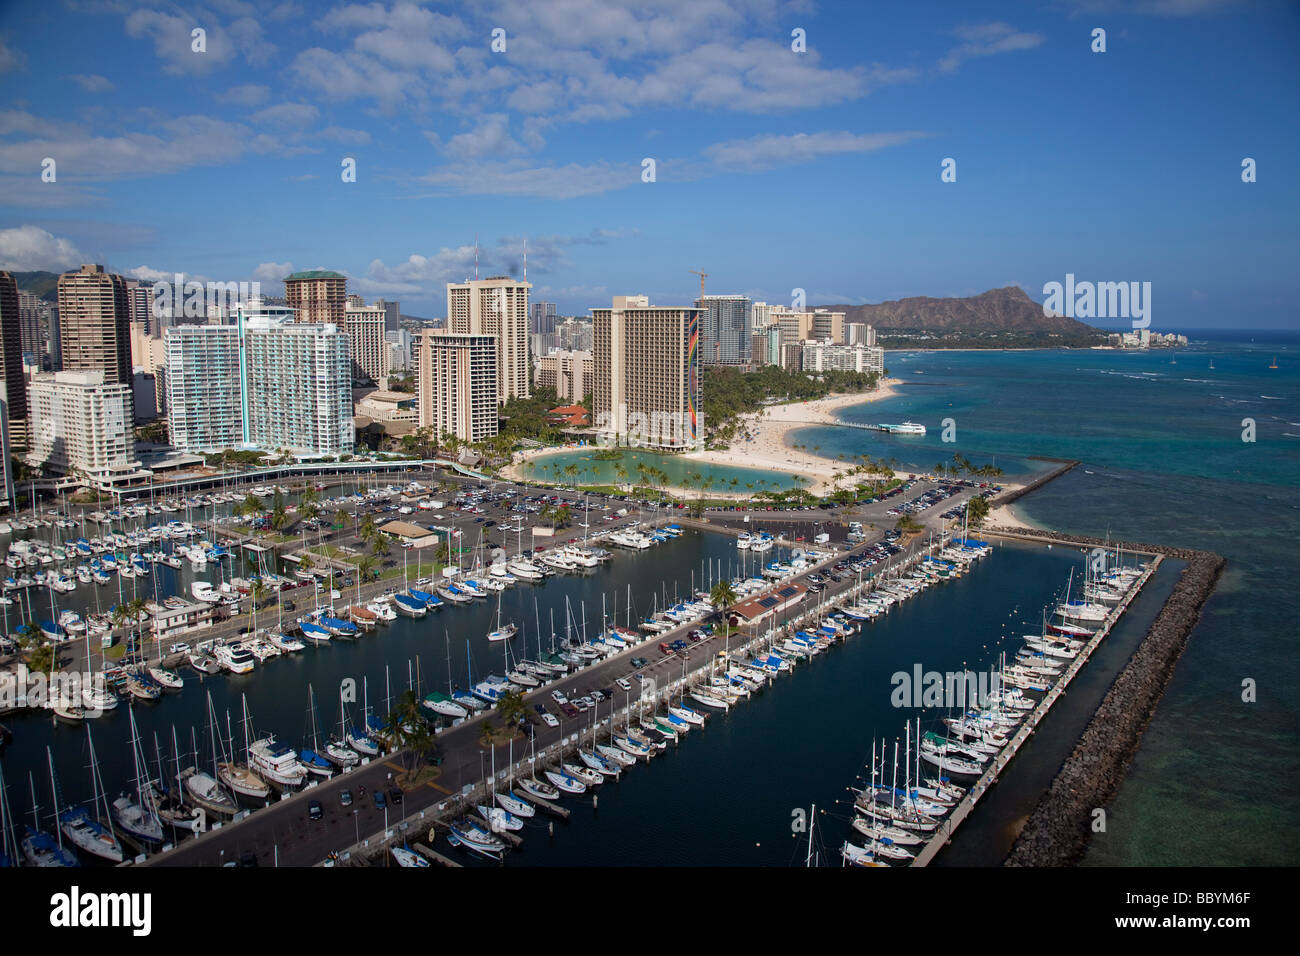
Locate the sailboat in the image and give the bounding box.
[216,695,271,801]
[325,684,362,767]
[486,589,517,642]
[298,685,336,778]
[21,770,78,868]
[57,734,124,863]
[345,677,381,756]
[391,844,430,867]
[1208,358,1215,370]
[110,707,165,845]
[423,630,470,719]
[1269,356,1278,369]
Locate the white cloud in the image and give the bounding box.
[444,114,524,160]
[705,130,930,171]
[68,74,114,93]
[416,159,640,199]
[216,83,271,106]
[253,261,293,284]
[125,265,174,283]
[252,102,321,129]
[939,23,1045,73]
[124,9,276,74]
[0,111,256,180]
[0,36,26,74]
[0,225,85,272]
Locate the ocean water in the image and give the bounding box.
[793,334,1300,865]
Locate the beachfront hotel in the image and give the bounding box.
[592,295,702,450]
[446,276,531,404]
[164,300,353,456]
[798,339,885,375]
[695,294,752,365]
[415,329,499,444]
[25,370,144,487]
[534,349,593,404]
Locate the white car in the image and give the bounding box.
[541,713,559,728]
[551,690,568,704]
[616,678,631,691]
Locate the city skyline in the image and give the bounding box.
[0,1,1296,327]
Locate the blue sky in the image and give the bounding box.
[1,0,1297,328]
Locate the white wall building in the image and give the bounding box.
[798,339,885,375]
[26,370,143,486]
[164,301,353,457]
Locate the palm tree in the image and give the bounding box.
[496,689,527,726]
[710,579,737,610]
[357,554,375,583]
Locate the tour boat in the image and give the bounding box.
[248,736,308,789]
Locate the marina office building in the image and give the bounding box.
[592,295,703,450]
[165,300,353,457]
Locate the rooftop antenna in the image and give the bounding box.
[522,238,527,283]
[474,233,479,281]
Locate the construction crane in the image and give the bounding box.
[688,269,708,298]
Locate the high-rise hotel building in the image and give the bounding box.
[592,295,702,450]
[57,264,132,386]
[0,271,26,442]
[165,299,352,456]
[415,330,498,445]
[695,294,751,365]
[285,270,347,328]
[446,276,530,404]
[344,302,389,385]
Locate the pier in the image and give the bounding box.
[910,541,1159,867]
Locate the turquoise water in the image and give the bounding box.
[795,334,1300,865]
[521,448,807,493]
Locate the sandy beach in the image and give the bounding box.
[680,379,904,495]
[504,376,1024,503]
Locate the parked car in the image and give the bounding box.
[388,788,403,805]
[616,677,632,691]
[340,789,353,807]
[541,713,559,728]
[308,800,323,821]
[374,790,387,809]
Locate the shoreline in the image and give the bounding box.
[502,381,907,497]
[680,380,903,495]
[504,379,1028,501]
